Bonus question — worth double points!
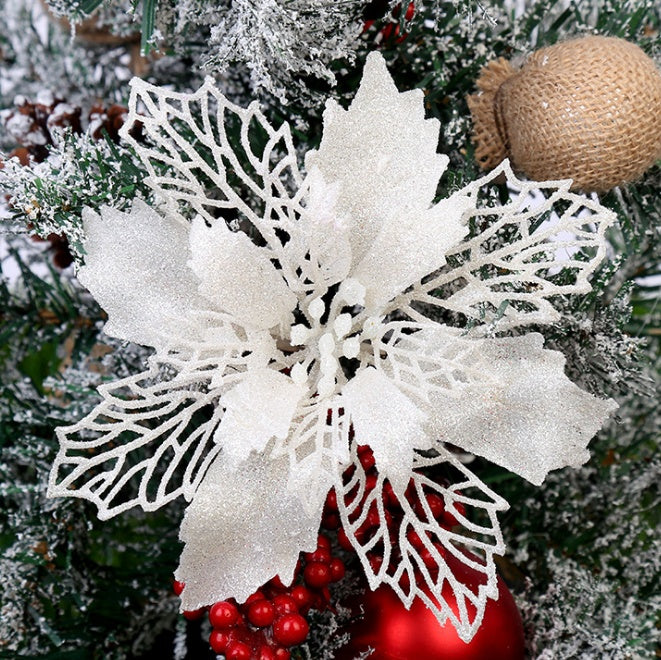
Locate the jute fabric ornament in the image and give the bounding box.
[468,35,661,192]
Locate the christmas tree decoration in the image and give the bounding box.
[46,51,619,644]
[335,559,524,660]
[468,35,661,193]
[328,445,526,659]
[191,533,343,657]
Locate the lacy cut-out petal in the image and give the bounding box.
[335,444,507,643]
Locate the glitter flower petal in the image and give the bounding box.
[176,453,321,610]
[78,200,205,348]
[422,332,619,485]
[189,215,297,330]
[306,53,448,264]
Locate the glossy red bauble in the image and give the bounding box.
[335,559,525,660]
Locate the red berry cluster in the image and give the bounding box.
[174,534,345,659]
[363,2,416,44]
[322,445,465,579]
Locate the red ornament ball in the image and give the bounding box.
[335,563,525,659]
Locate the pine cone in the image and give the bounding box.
[0,92,82,161]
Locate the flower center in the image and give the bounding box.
[288,278,368,397]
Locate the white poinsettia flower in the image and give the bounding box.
[48,53,617,641]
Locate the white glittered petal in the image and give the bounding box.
[291,168,353,290]
[305,52,447,265]
[372,321,484,404]
[400,162,616,331]
[78,201,204,348]
[273,398,352,516]
[214,369,304,465]
[119,77,304,261]
[335,444,507,643]
[354,194,470,311]
[188,216,297,330]
[342,367,429,495]
[176,454,320,610]
[427,333,618,485]
[48,361,223,518]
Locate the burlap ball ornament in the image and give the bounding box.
[468,35,661,192]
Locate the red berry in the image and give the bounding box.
[354,520,374,544]
[414,492,445,521]
[172,579,185,596]
[420,546,437,569]
[209,601,240,629]
[209,630,230,654]
[337,528,353,551]
[442,504,465,528]
[357,446,375,471]
[366,507,381,529]
[305,547,332,563]
[272,613,310,647]
[304,562,331,589]
[383,481,400,509]
[247,599,275,627]
[258,646,276,660]
[405,1,415,21]
[245,590,266,605]
[329,558,345,582]
[290,585,313,612]
[317,534,331,550]
[321,512,340,529]
[183,607,205,620]
[274,649,291,660]
[427,493,446,519]
[365,474,378,493]
[368,554,384,573]
[273,594,298,615]
[357,444,372,457]
[226,640,252,660]
[406,529,426,550]
[268,575,288,590]
[324,489,338,511]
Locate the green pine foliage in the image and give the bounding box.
[0,0,659,657]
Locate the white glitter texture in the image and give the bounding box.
[48,53,617,642]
